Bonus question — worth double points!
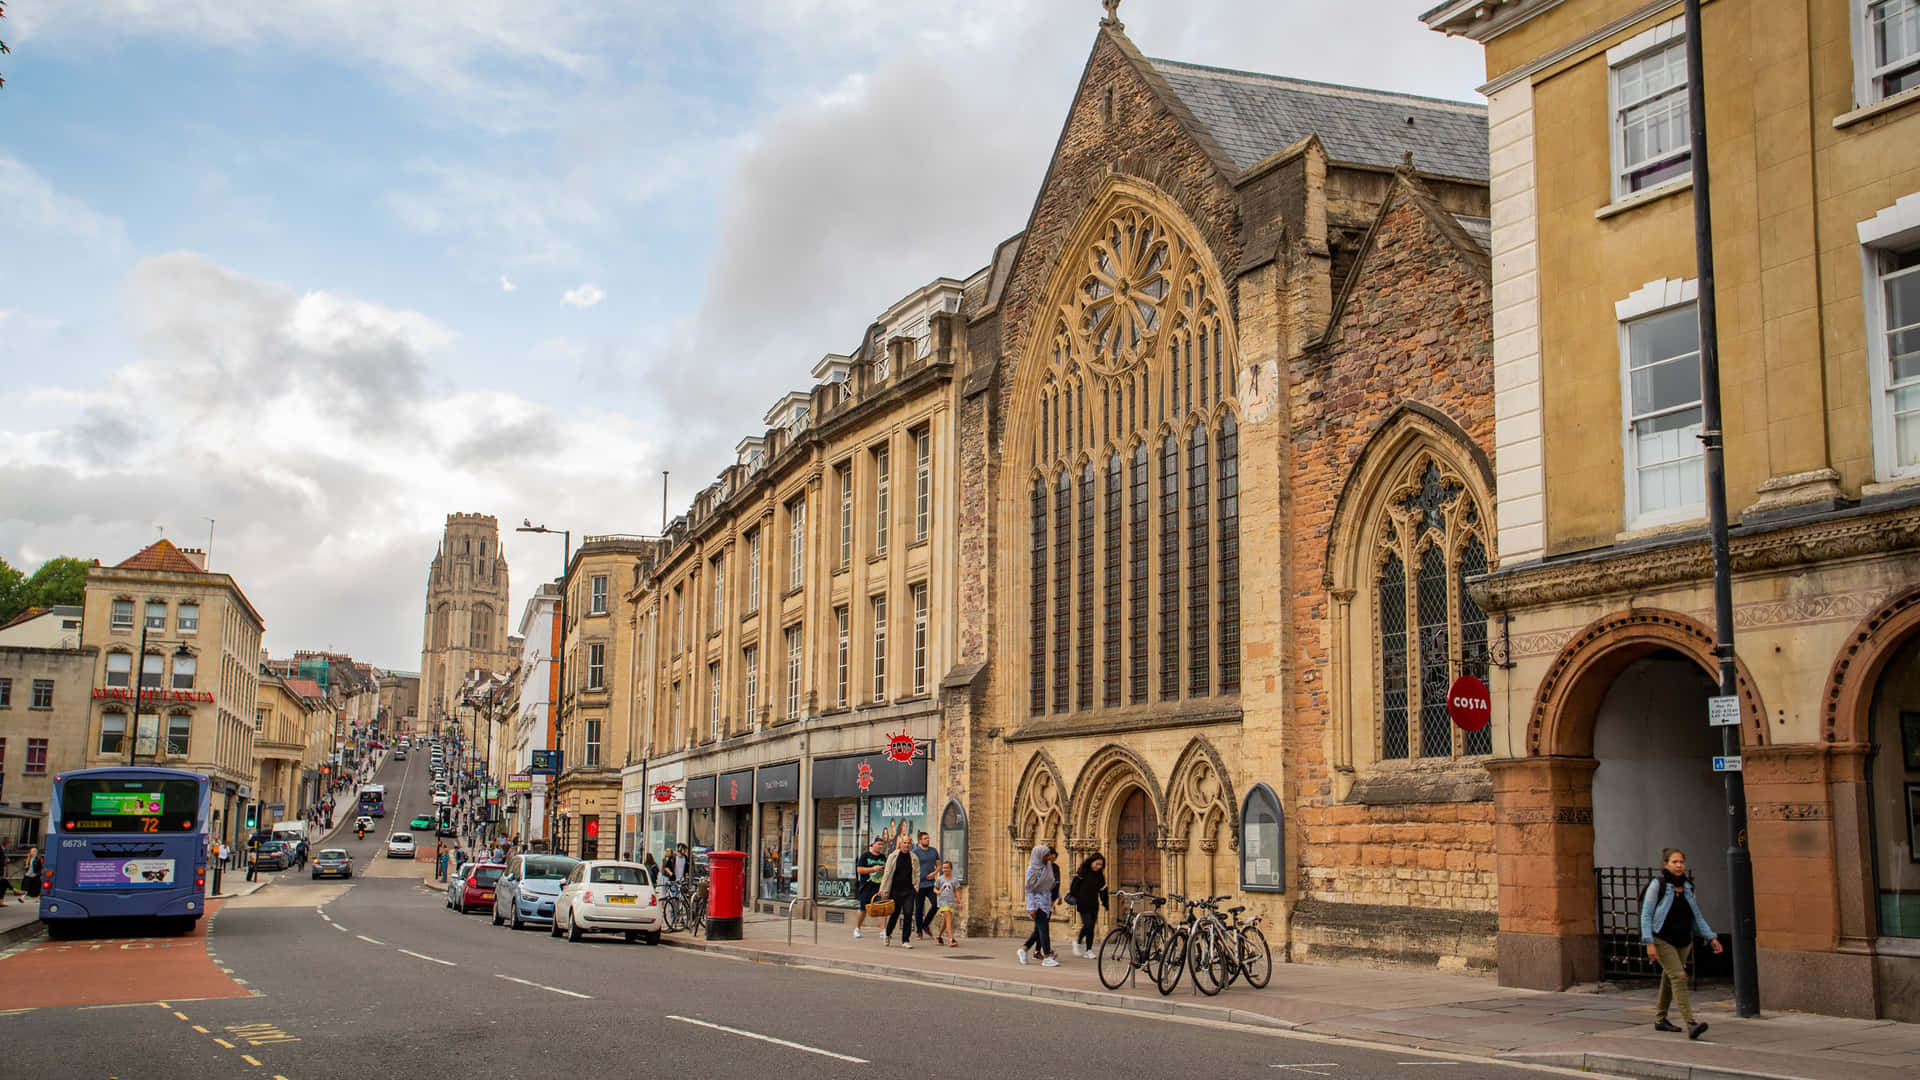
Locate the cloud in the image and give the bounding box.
[561,284,605,309]
[0,254,665,667]
[500,276,517,292]
[0,156,128,249]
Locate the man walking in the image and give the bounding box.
[913,831,941,939]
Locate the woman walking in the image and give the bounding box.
[1067,852,1108,959]
[1639,847,1723,1040]
[876,834,921,948]
[1018,844,1061,967]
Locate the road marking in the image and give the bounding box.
[399,949,455,967]
[1270,1066,1340,1076]
[242,1055,262,1066]
[493,974,591,999]
[331,923,349,932]
[1394,1064,1467,1067]
[212,1038,235,1048]
[172,1011,190,1020]
[193,1025,209,1033]
[355,935,384,945]
[666,1014,869,1064]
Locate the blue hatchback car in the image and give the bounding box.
[492,853,580,930]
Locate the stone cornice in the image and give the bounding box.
[1472,501,1920,613]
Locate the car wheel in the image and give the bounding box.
[646,930,662,946]
[511,908,524,931]
[568,919,584,943]
[626,931,641,943]
[491,905,504,926]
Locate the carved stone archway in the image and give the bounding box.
[1164,736,1237,896]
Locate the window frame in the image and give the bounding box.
[784,625,804,721]
[0,676,10,708]
[587,642,606,690]
[837,461,854,570]
[171,654,197,690]
[787,494,807,590]
[591,575,608,615]
[585,717,603,766]
[1617,279,1706,528]
[1853,0,1920,108]
[165,715,192,758]
[745,528,762,614]
[835,605,850,707]
[25,737,49,775]
[144,600,168,631]
[1860,196,1920,481]
[742,644,759,720]
[1607,19,1691,202]
[911,582,929,697]
[111,599,134,630]
[710,554,726,631]
[913,425,932,542]
[707,662,722,740]
[872,443,891,554]
[31,679,53,710]
[1239,783,1285,892]
[100,713,128,756]
[176,603,199,633]
[871,594,888,702]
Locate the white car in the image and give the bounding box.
[354,815,375,832]
[552,860,662,944]
[387,833,416,859]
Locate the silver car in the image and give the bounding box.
[491,853,579,930]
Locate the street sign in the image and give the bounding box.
[1447,675,1492,732]
[1713,755,1743,772]
[1707,694,1741,727]
[529,749,562,775]
[507,773,532,791]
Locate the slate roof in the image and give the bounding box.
[1147,57,1489,181]
[1453,214,1492,255]
[114,538,204,574]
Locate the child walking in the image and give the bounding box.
[933,861,959,946]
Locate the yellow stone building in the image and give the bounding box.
[1425,0,1920,1017]
[622,276,970,915]
[419,513,513,728]
[81,539,265,849]
[552,536,656,858]
[253,674,328,822]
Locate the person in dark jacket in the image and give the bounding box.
[1639,847,1722,1040]
[877,835,921,948]
[1067,852,1109,958]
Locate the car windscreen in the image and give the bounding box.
[472,866,504,885]
[318,850,348,860]
[392,834,413,842]
[590,865,646,886]
[520,856,578,881]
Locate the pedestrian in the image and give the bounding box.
[245,846,259,883]
[851,837,886,939]
[932,860,959,947]
[643,852,661,885]
[1066,852,1108,959]
[23,846,43,900]
[1017,843,1060,967]
[1640,847,1722,1040]
[0,837,12,905]
[672,842,692,881]
[913,830,941,939]
[876,834,920,948]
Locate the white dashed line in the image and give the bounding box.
[667,1015,868,1064]
[399,949,456,967]
[355,935,384,945]
[494,974,591,999]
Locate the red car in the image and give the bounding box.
[450,862,506,914]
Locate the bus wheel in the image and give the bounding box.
[172,917,199,936]
[46,921,77,941]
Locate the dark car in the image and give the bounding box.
[311,848,354,880]
[450,862,506,914]
[254,841,294,871]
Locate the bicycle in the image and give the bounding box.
[1096,889,1170,989]
[1224,904,1272,989]
[1186,896,1270,995]
[1152,892,1219,995]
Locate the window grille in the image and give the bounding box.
[1459,536,1493,756]
[1159,436,1180,701]
[1417,545,1453,759]
[1187,426,1210,696]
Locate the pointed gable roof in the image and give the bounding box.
[1320,169,1493,348]
[115,539,204,574]
[1146,58,1489,182]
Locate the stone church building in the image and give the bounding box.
[951,16,1500,967]
[419,513,514,727]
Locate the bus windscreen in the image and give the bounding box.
[59,778,202,832]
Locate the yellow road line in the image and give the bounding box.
[242,1055,262,1066]
[193,1025,209,1034]
[213,1038,234,1048]
[173,1011,189,1021]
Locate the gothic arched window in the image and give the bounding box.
[1077,463,1096,710]
[1053,473,1072,713]
[1104,455,1124,707]
[1373,456,1491,760]
[1159,434,1180,701]
[1187,425,1210,696]
[1129,443,1150,704]
[1030,478,1048,716]
[1217,413,1240,694]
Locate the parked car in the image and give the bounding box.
[448,861,505,914]
[311,848,354,880]
[492,853,580,930]
[253,840,294,871]
[553,860,662,944]
[387,833,416,859]
[410,815,435,831]
[393,749,407,760]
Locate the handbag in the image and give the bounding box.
[865,898,896,919]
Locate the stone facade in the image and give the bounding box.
[418,513,513,728]
[1425,0,1920,1017]
[554,536,658,858]
[0,643,97,845]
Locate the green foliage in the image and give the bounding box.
[0,556,24,625]
[0,555,90,626]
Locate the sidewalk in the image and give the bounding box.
[658,914,1920,1080]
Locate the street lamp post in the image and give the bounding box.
[515,519,569,850]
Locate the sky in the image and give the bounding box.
[0,1,1487,670]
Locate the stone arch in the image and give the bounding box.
[1010,749,1069,846]
[1068,743,1163,844]
[1324,402,1495,589]
[1164,735,1237,842]
[1528,608,1770,757]
[1821,582,1920,744]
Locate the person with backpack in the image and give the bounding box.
[1066,852,1109,958]
[1639,847,1723,1040]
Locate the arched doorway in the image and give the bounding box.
[1867,631,1920,941]
[1591,651,1729,976]
[1113,787,1160,891]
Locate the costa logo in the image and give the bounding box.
[1447,675,1491,732]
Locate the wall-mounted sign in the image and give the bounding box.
[507,774,533,791]
[1707,695,1741,727]
[686,775,717,810]
[1446,676,1491,732]
[653,783,679,803]
[93,688,215,704]
[755,763,799,804]
[719,770,753,807]
[1712,755,1743,772]
[529,749,562,775]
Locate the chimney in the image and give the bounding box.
[181,547,207,569]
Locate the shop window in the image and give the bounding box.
[940,798,968,884]
[1240,784,1284,892]
[100,713,127,756]
[758,802,799,901]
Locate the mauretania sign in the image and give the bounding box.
[92,688,214,704]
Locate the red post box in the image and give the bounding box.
[705,849,746,941]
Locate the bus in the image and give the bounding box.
[358,784,386,818]
[41,767,211,937]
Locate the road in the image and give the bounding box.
[0,748,1574,1079]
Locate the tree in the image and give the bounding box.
[24,556,89,609]
[1,3,10,90]
[0,556,24,625]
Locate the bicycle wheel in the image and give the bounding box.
[1189,925,1227,996]
[1097,926,1135,989]
[1152,928,1186,995]
[1240,926,1273,989]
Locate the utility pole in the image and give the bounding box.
[1683,0,1758,1018]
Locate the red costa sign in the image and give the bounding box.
[1447,675,1491,732]
[584,819,601,839]
[92,687,215,704]
[652,783,676,803]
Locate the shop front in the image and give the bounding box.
[645,760,684,863]
[621,785,649,862]
[811,751,929,907]
[686,775,717,857]
[756,762,800,903]
[717,769,753,855]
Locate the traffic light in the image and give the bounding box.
[244,804,258,831]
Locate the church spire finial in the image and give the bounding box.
[1100,0,1124,31]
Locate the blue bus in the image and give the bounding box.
[41,767,211,936]
[358,784,386,818]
